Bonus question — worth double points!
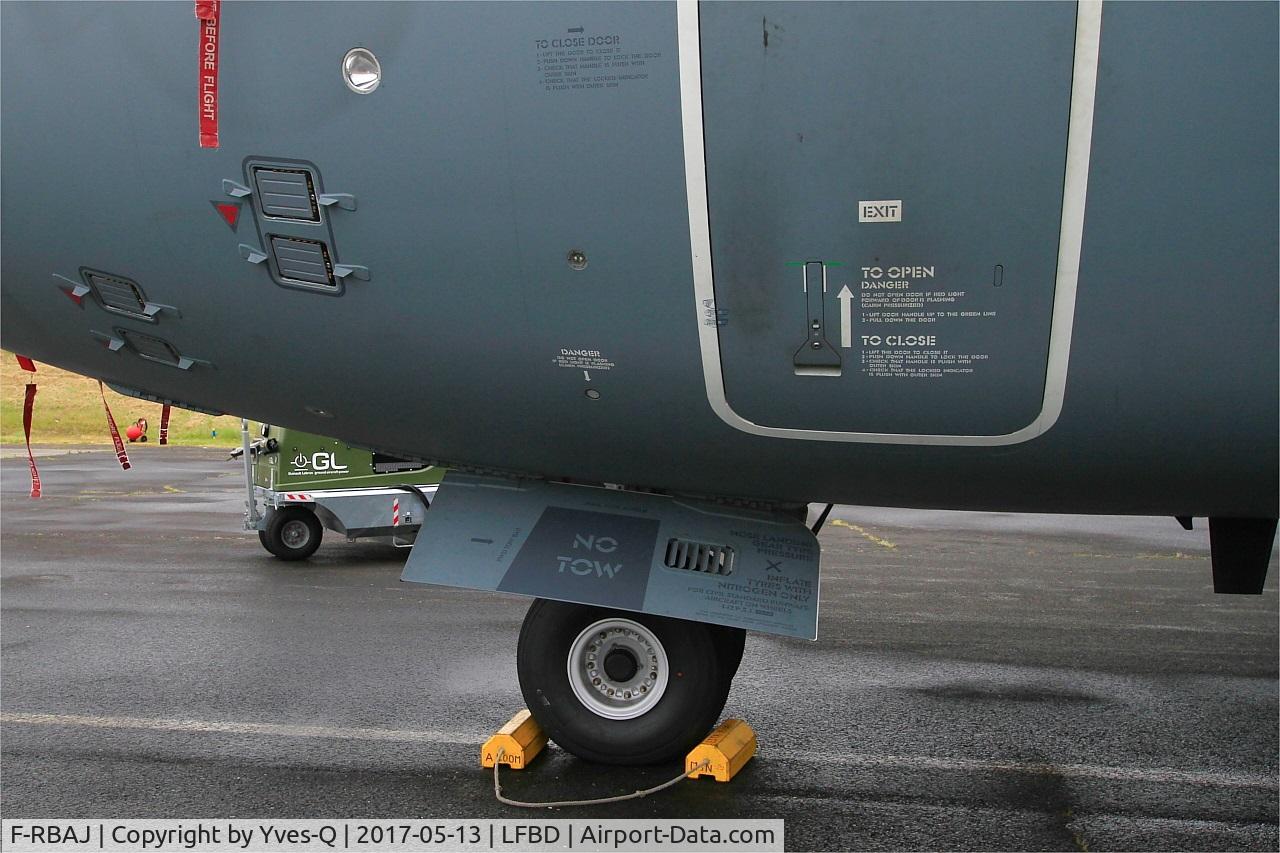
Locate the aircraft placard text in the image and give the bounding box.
[534,30,661,93]
[858,200,903,223]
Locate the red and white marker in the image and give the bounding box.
[392,498,401,527]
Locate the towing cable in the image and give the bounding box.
[492,750,710,809]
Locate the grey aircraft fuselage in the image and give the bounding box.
[1,1,1277,520]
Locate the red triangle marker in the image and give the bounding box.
[210,200,241,232]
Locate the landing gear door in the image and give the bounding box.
[402,474,822,639]
[695,2,1086,439]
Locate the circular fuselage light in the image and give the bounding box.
[342,48,381,94]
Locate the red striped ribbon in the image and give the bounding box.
[159,404,171,445]
[17,355,40,497]
[196,1,220,148]
[98,381,132,471]
[23,383,41,498]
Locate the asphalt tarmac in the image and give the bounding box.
[2,447,1276,851]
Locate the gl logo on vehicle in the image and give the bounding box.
[557,533,622,579]
[291,450,349,472]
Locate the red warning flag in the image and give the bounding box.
[16,354,36,372]
[196,1,220,149]
[159,404,172,445]
[98,381,132,471]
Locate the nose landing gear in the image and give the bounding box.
[516,598,746,765]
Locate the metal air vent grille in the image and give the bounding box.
[664,538,735,576]
[85,272,149,318]
[252,167,320,221]
[270,236,335,287]
[372,453,431,475]
[118,330,181,366]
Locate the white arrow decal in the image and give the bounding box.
[837,285,854,348]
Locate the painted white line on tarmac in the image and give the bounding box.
[0,712,480,746]
[4,711,1273,791]
[784,748,1275,790]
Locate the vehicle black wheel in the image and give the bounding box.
[517,599,731,765]
[711,625,746,683]
[259,507,322,561]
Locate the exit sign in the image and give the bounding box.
[858,200,902,222]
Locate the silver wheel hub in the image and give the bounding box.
[567,618,669,720]
[280,519,311,549]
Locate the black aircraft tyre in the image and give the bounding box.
[259,507,322,561]
[711,624,747,683]
[517,599,732,765]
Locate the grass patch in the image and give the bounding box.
[1,350,242,446]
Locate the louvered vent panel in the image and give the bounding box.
[252,167,320,221]
[119,330,181,366]
[664,539,735,576]
[86,272,148,317]
[270,236,334,286]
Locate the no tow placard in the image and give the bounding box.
[402,474,822,639]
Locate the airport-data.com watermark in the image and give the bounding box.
[3,819,784,852]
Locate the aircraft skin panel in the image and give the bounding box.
[0,1,1276,516]
[689,1,1094,442]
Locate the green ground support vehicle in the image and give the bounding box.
[234,421,444,560]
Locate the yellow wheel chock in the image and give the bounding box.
[480,709,547,770]
[684,719,756,782]
[481,711,755,783]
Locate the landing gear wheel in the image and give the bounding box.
[259,507,322,561]
[711,625,747,684]
[517,599,732,765]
